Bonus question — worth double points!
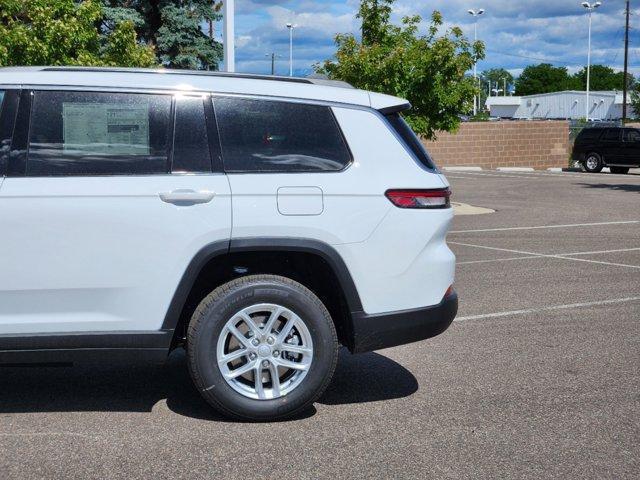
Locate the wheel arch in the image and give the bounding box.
[162,238,363,351]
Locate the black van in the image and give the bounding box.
[572,127,640,174]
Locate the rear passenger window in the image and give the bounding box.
[214,97,351,173]
[27,91,171,176]
[172,96,211,173]
[601,129,620,142]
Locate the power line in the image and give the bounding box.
[485,49,579,66]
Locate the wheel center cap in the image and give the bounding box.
[257,345,272,358]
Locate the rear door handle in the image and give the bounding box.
[159,189,215,205]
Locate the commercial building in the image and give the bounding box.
[486,91,633,120]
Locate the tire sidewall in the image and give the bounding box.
[189,278,336,420]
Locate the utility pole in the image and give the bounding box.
[265,53,280,75]
[623,0,631,123]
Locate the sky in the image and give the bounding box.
[213,0,638,80]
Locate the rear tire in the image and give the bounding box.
[583,152,603,173]
[610,166,629,174]
[187,274,338,421]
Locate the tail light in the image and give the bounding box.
[385,188,451,209]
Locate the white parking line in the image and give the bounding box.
[450,220,640,234]
[455,296,640,322]
[560,247,640,256]
[457,256,536,265]
[449,241,640,269]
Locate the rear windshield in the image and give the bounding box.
[385,113,436,170]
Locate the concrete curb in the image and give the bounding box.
[441,166,483,172]
[547,168,563,172]
[497,167,535,172]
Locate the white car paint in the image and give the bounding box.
[0,175,231,334]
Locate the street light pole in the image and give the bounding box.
[223,0,235,72]
[581,2,601,121]
[286,23,295,77]
[468,9,485,116]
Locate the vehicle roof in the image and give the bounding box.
[0,66,409,112]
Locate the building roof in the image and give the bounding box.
[0,66,407,112]
[485,96,522,106]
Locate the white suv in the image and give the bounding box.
[0,67,457,420]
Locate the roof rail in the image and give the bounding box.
[36,66,354,88]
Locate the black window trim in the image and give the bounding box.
[0,88,20,177]
[212,95,354,175]
[7,89,31,177]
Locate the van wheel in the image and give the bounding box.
[583,153,603,173]
[610,167,629,174]
[187,274,338,421]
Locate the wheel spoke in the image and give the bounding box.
[254,364,266,399]
[280,344,312,356]
[270,364,281,397]
[275,357,310,371]
[238,312,262,338]
[276,315,297,343]
[263,306,284,336]
[227,324,250,348]
[224,360,256,379]
[218,348,247,366]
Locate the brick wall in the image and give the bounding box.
[421,120,570,170]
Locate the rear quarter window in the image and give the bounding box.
[384,113,436,170]
[214,97,352,173]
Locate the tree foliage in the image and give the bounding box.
[515,63,634,96]
[100,1,223,70]
[315,0,484,139]
[0,0,156,67]
[515,64,579,96]
[481,68,514,94]
[572,65,631,91]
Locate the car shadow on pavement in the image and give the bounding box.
[0,348,417,421]
[577,182,640,193]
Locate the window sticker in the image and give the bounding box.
[62,102,150,155]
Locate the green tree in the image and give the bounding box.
[572,64,631,91]
[0,0,156,67]
[315,0,483,139]
[515,63,579,95]
[100,1,223,70]
[629,84,640,119]
[482,68,514,95]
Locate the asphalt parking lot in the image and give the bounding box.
[1,169,639,479]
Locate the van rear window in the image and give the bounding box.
[384,113,436,170]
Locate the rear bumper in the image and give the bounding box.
[348,291,458,353]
